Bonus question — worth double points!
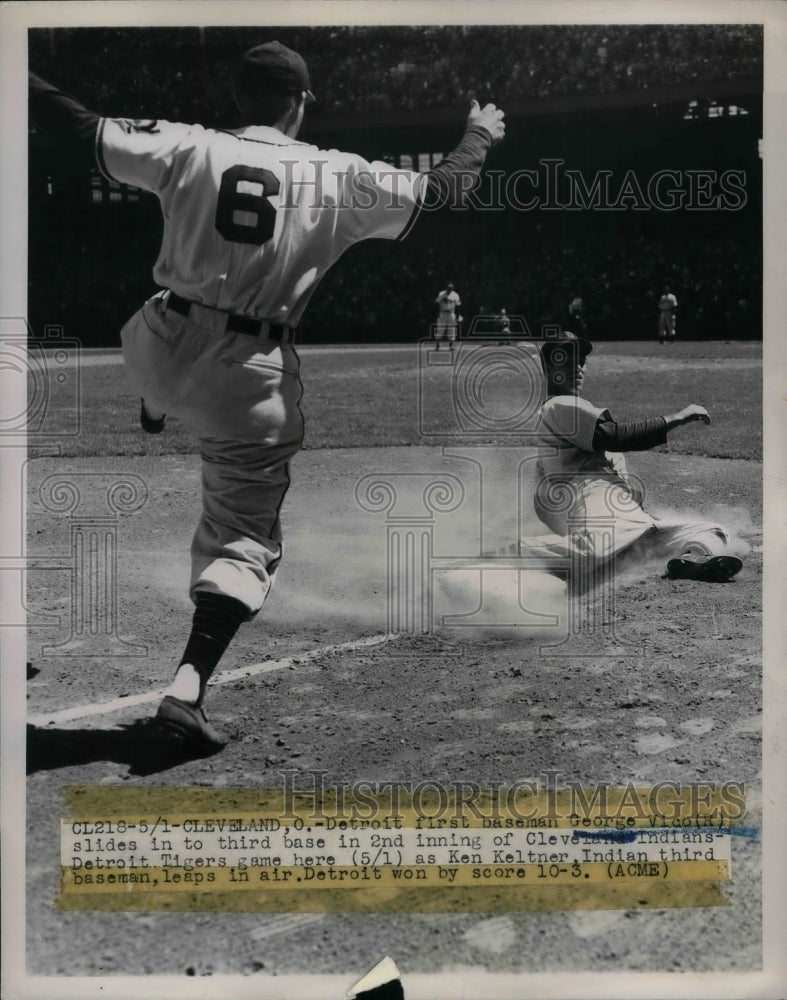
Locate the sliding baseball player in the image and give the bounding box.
[524,332,742,590]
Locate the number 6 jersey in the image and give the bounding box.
[97,117,426,325]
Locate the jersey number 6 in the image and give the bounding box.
[215,165,280,246]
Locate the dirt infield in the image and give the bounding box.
[25,443,762,976]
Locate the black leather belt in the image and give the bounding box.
[167,291,294,342]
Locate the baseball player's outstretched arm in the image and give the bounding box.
[29,72,100,171]
[592,404,710,451]
[421,100,505,210]
[592,416,667,451]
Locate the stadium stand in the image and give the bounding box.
[29,25,762,116]
[28,25,762,344]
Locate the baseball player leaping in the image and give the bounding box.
[29,42,505,748]
[523,332,743,591]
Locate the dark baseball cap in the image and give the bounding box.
[540,330,593,371]
[238,41,315,102]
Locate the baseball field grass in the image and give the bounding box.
[42,339,761,460]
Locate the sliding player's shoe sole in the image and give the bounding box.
[665,555,743,583]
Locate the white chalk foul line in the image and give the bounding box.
[248,913,326,942]
[27,632,397,727]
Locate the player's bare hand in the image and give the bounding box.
[468,99,506,145]
[678,404,711,426]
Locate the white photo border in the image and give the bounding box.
[2,2,785,998]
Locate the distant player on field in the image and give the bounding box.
[434,282,461,350]
[29,42,505,748]
[497,307,511,345]
[566,294,587,338]
[657,285,678,343]
[523,331,742,590]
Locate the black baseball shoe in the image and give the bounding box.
[665,555,743,582]
[154,695,227,747]
[140,399,166,434]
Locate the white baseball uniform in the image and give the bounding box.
[522,393,731,585]
[434,288,461,341]
[658,291,678,340]
[108,117,425,613]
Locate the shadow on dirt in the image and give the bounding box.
[26,721,224,776]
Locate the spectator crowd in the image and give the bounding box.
[29,24,762,120]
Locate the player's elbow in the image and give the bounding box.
[422,169,480,210]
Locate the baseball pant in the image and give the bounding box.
[435,316,458,341]
[528,476,731,589]
[658,312,676,339]
[522,517,730,566]
[120,292,304,615]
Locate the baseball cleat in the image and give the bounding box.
[154,695,227,747]
[140,399,166,434]
[665,555,743,582]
